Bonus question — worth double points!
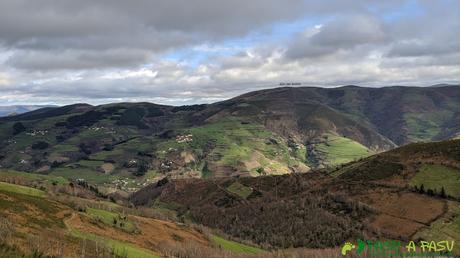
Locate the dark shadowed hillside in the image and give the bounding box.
[131,139,460,253]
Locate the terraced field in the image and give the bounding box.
[189,119,288,167]
[414,201,460,256]
[50,167,117,184]
[314,133,373,166]
[0,169,68,185]
[226,181,253,199]
[0,181,45,197]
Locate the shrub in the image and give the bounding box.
[12,122,26,135]
[134,160,149,177]
[32,141,49,150]
[116,107,148,129]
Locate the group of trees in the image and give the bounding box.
[130,172,374,249]
[12,122,26,135]
[190,193,367,249]
[413,184,448,198]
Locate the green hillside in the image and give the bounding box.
[0,86,459,192]
[313,133,373,167]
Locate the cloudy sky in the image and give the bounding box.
[0,0,459,106]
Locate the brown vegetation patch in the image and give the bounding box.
[209,163,239,177]
[66,212,210,252]
[370,214,424,238]
[359,191,445,225]
[36,165,51,173]
[0,191,79,257]
[243,152,262,171]
[180,151,195,164]
[101,163,115,174]
[0,192,14,201]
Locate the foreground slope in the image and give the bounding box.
[0,173,271,258]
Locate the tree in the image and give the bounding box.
[32,141,49,150]
[12,122,26,135]
[103,144,114,151]
[256,167,265,175]
[419,184,425,194]
[440,187,447,198]
[134,160,149,176]
[427,189,434,196]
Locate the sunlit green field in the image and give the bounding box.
[410,164,460,198]
[0,169,68,185]
[70,229,160,258]
[85,207,136,232]
[50,167,116,184]
[211,235,264,254]
[227,181,253,199]
[0,181,45,197]
[316,133,373,166]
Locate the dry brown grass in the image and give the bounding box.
[361,192,445,224]
[66,211,210,253]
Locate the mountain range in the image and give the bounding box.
[0,105,57,117]
[1,85,460,257]
[0,85,459,178]
[0,86,460,192]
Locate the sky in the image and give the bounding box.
[0,0,459,106]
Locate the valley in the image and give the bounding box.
[1,85,460,257]
[0,86,459,195]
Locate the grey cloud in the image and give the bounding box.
[381,53,460,69]
[285,15,388,60]
[310,15,387,47]
[385,0,460,58]
[0,0,408,71]
[0,0,307,49]
[7,49,152,71]
[0,0,406,49]
[387,40,460,58]
[219,51,266,69]
[0,0,312,71]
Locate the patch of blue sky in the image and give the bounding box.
[163,15,328,69]
[268,15,330,39]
